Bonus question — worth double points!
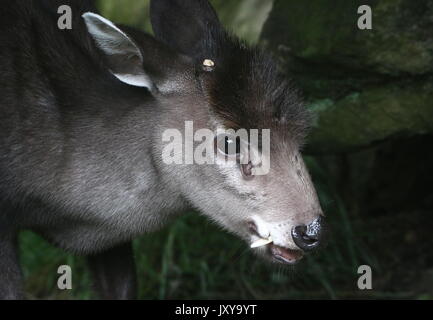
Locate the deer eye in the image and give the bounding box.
[215,134,241,157]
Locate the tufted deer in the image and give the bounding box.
[0,0,325,299]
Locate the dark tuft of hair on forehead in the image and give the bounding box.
[198,27,311,146]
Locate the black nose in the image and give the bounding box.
[291,216,324,252]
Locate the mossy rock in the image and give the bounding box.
[262,0,433,153]
[307,80,433,153]
[262,0,433,76]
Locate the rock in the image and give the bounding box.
[307,80,433,153]
[261,0,433,154]
[262,0,433,76]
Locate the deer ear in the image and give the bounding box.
[82,12,153,89]
[150,0,223,60]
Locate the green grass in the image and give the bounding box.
[19,157,389,300]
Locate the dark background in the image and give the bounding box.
[20,0,433,299]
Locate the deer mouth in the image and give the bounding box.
[269,244,304,265]
[248,222,304,265]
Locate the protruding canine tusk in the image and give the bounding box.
[250,237,273,248]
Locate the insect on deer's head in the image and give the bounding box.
[83,0,325,265]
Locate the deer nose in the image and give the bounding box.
[291,216,324,252]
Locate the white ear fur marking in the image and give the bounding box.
[83,13,139,56]
[82,12,153,89]
[113,74,153,88]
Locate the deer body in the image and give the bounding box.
[0,1,188,253]
[0,0,325,300]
